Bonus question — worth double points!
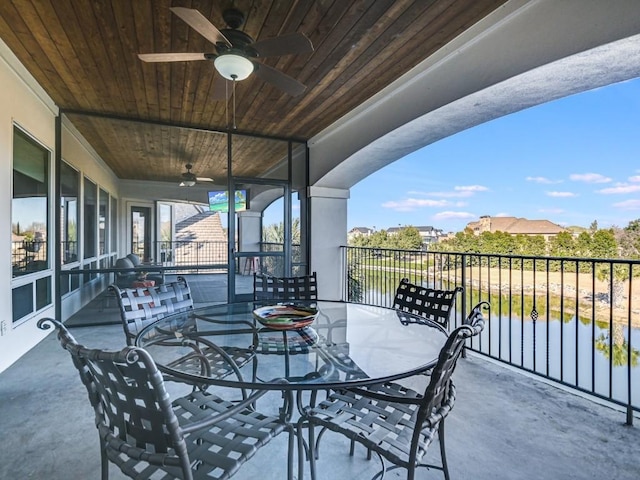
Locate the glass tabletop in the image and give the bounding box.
[136,300,448,391]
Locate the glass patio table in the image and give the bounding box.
[135,300,449,392]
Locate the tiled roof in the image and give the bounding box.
[175,211,226,242]
[468,216,566,235]
[175,211,227,264]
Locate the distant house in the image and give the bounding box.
[348,227,373,241]
[466,216,566,240]
[387,225,445,245]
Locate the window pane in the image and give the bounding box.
[60,161,79,264]
[159,203,172,263]
[110,197,118,253]
[99,188,108,255]
[84,177,97,258]
[12,128,49,277]
[36,276,52,310]
[12,284,33,322]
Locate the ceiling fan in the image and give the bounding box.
[138,6,313,97]
[179,164,214,187]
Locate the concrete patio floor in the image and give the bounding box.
[1,320,639,479]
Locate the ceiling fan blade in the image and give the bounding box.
[251,33,314,57]
[138,52,206,62]
[170,7,231,47]
[196,177,214,182]
[252,61,307,97]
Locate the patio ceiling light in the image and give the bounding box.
[214,54,254,81]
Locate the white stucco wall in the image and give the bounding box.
[0,39,119,373]
[0,39,58,372]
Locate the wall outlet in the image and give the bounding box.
[0,320,6,336]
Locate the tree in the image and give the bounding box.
[263,218,300,244]
[548,231,576,257]
[575,231,592,257]
[349,233,370,247]
[368,229,391,249]
[616,218,640,259]
[517,234,546,257]
[394,226,423,250]
[590,229,617,258]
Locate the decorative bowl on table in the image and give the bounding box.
[252,304,318,330]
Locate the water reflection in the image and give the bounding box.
[362,287,640,405]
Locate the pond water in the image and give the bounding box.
[362,288,640,407]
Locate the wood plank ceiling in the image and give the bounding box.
[0,0,507,184]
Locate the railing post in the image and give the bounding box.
[460,253,467,322]
[460,253,468,357]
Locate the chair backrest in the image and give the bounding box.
[419,301,488,422]
[126,253,142,266]
[115,256,135,272]
[392,278,462,329]
[110,276,193,345]
[36,318,194,479]
[253,272,318,301]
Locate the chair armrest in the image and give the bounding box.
[341,383,424,406]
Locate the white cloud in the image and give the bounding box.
[569,173,612,183]
[613,199,640,210]
[411,184,489,198]
[454,185,488,193]
[433,211,476,220]
[546,191,577,197]
[426,191,471,198]
[381,198,448,211]
[597,184,640,194]
[526,176,560,184]
[628,175,640,183]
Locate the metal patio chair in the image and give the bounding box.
[37,318,293,480]
[298,302,488,480]
[110,276,254,388]
[392,278,463,329]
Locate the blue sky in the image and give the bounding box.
[348,77,640,233]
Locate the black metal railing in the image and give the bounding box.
[342,246,640,424]
[131,241,303,275]
[12,240,48,276]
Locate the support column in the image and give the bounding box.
[308,186,349,301]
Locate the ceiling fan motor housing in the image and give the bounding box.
[223,7,245,30]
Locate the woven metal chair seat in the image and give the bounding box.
[166,344,255,380]
[38,318,293,480]
[299,302,488,480]
[307,380,455,467]
[107,390,289,480]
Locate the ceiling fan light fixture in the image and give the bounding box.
[214,53,254,80]
[180,179,196,187]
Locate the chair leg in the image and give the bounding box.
[286,427,294,480]
[99,439,109,480]
[297,421,307,480]
[439,420,451,480]
[307,422,318,480]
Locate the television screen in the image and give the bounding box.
[208,190,248,213]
